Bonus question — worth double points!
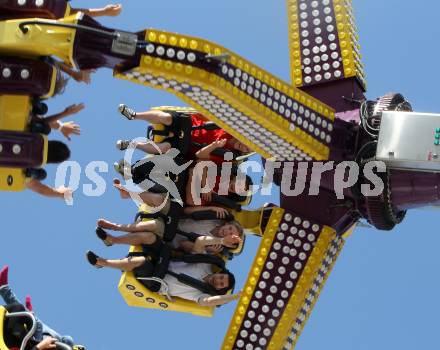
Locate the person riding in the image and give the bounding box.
[114,142,252,210]
[86,239,241,307]
[3,303,64,350]
[95,206,243,255]
[116,105,252,161]
[0,266,84,349]
[24,140,73,200]
[30,103,84,140]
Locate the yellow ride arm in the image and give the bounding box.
[115,30,335,161]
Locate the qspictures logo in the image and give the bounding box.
[54,138,386,207]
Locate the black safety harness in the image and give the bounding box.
[131,156,245,212]
[129,243,232,297]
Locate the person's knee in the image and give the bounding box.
[160,111,173,126]
[151,192,167,207]
[139,232,156,245]
[130,256,147,268]
[160,142,171,153]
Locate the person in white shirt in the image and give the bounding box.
[86,251,241,307]
[163,260,238,305]
[94,206,243,253]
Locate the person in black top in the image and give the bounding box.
[3,303,60,350]
[0,266,84,350]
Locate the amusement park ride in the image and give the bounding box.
[1,0,440,349]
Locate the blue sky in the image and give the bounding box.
[2,1,440,349]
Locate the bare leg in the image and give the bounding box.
[113,179,130,199]
[97,256,145,271]
[138,191,168,208]
[113,180,167,207]
[106,232,157,246]
[98,219,160,233]
[134,110,173,126]
[134,141,171,154]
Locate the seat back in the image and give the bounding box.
[0,95,32,132]
[0,132,48,191]
[0,131,46,168]
[0,56,58,99]
[118,246,215,317]
[0,307,9,350]
[0,306,37,350]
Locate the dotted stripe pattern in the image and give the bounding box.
[282,235,345,350]
[141,41,334,146]
[219,63,333,145]
[342,0,366,87]
[123,282,167,308]
[119,69,317,161]
[296,0,344,86]
[229,212,323,350]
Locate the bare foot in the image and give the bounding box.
[113,178,130,199]
[97,218,120,231]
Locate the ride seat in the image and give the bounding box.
[0,0,71,21]
[118,246,215,317]
[0,57,58,99]
[147,106,244,161]
[0,131,48,191]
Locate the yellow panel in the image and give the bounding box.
[221,211,346,350]
[116,66,331,161]
[281,234,345,349]
[342,223,357,238]
[221,208,284,350]
[118,247,214,317]
[269,226,340,350]
[0,15,79,68]
[41,134,48,166]
[64,3,72,17]
[232,207,281,238]
[0,95,31,132]
[286,0,303,87]
[0,89,47,191]
[0,307,9,350]
[151,105,198,114]
[40,66,59,99]
[232,209,263,236]
[115,30,335,161]
[0,95,30,191]
[286,0,365,89]
[0,168,26,192]
[335,0,366,87]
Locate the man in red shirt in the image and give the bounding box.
[116,105,252,160]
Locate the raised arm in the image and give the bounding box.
[32,337,58,350]
[183,206,230,219]
[196,139,227,159]
[44,103,85,125]
[44,104,84,140]
[198,291,241,307]
[25,179,71,199]
[72,4,122,17]
[53,60,94,84]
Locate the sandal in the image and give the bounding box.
[118,104,136,120]
[96,227,113,247]
[113,159,131,177]
[116,139,131,150]
[86,251,103,269]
